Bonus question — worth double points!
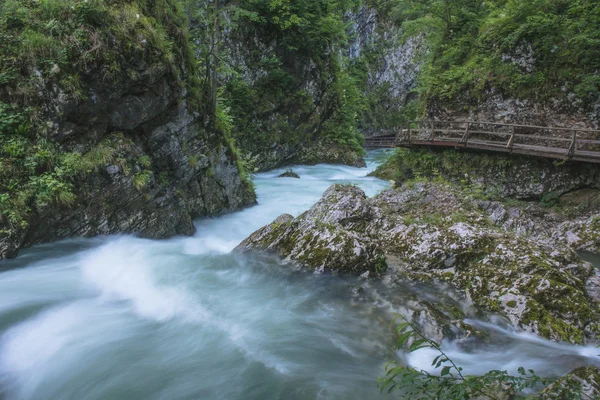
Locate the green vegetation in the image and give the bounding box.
[1,0,193,102]
[387,0,600,110]
[0,0,193,233]
[212,0,366,163]
[379,316,595,399]
[372,147,600,207]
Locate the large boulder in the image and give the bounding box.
[238,185,386,276]
[238,183,600,344]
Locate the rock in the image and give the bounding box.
[237,184,386,276]
[553,216,600,254]
[238,182,600,344]
[428,87,600,137]
[0,8,257,259]
[539,366,600,399]
[0,228,25,259]
[277,170,300,179]
[346,7,425,136]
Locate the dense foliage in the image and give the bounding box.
[388,0,600,109]
[214,0,366,164]
[0,0,195,232]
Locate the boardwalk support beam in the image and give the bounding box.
[506,126,515,152]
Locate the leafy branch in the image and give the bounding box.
[377,315,594,399]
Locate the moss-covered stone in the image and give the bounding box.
[0,0,257,258]
[371,148,600,200]
[238,182,600,344]
[540,366,600,399]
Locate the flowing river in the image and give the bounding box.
[0,150,597,400]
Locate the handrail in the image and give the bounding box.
[364,119,600,164]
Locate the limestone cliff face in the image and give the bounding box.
[0,6,256,259]
[222,19,366,171]
[428,89,600,134]
[1,63,256,258]
[346,6,424,136]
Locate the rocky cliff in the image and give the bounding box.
[346,5,424,135]
[218,3,366,171]
[390,0,600,131]
[0,0,256,259]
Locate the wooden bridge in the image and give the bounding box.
[364,121,600,164]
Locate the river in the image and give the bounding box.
[0,150,597,400]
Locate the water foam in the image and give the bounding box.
[79,238,193,322]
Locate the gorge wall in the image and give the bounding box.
[0,1,256,259]
[189,0,424,171]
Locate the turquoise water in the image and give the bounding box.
[0,150,597,400]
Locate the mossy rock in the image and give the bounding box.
[277,170,300,179]
[238,181,600,344]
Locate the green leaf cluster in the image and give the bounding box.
[389,0,600,109]
[0,0,195,233]
[379,315,594,399]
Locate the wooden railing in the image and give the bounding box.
[364,120,600,164]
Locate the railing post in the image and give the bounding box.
[429,121,435,141]
[506,126,515,152]
[568,131,577,157]
[461,122,470,145]
[394,127,401,145]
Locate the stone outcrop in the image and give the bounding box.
[238,183,600,344]
[0,6,257,259]
[373,148,600,200]
[277,170,300,179]
[238,185,387,276]
[1,64,256,258]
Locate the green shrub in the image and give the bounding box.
[379,316,590,399]
[0,0,199,232]
[388,0,600,109]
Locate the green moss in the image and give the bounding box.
[521,300,586,344]
[391,0,600,110]
[372,148,522,199]
[0,0,200,231]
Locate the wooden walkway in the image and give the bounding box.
[365,121,600,164]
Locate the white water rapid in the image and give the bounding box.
[0,150,597,400]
